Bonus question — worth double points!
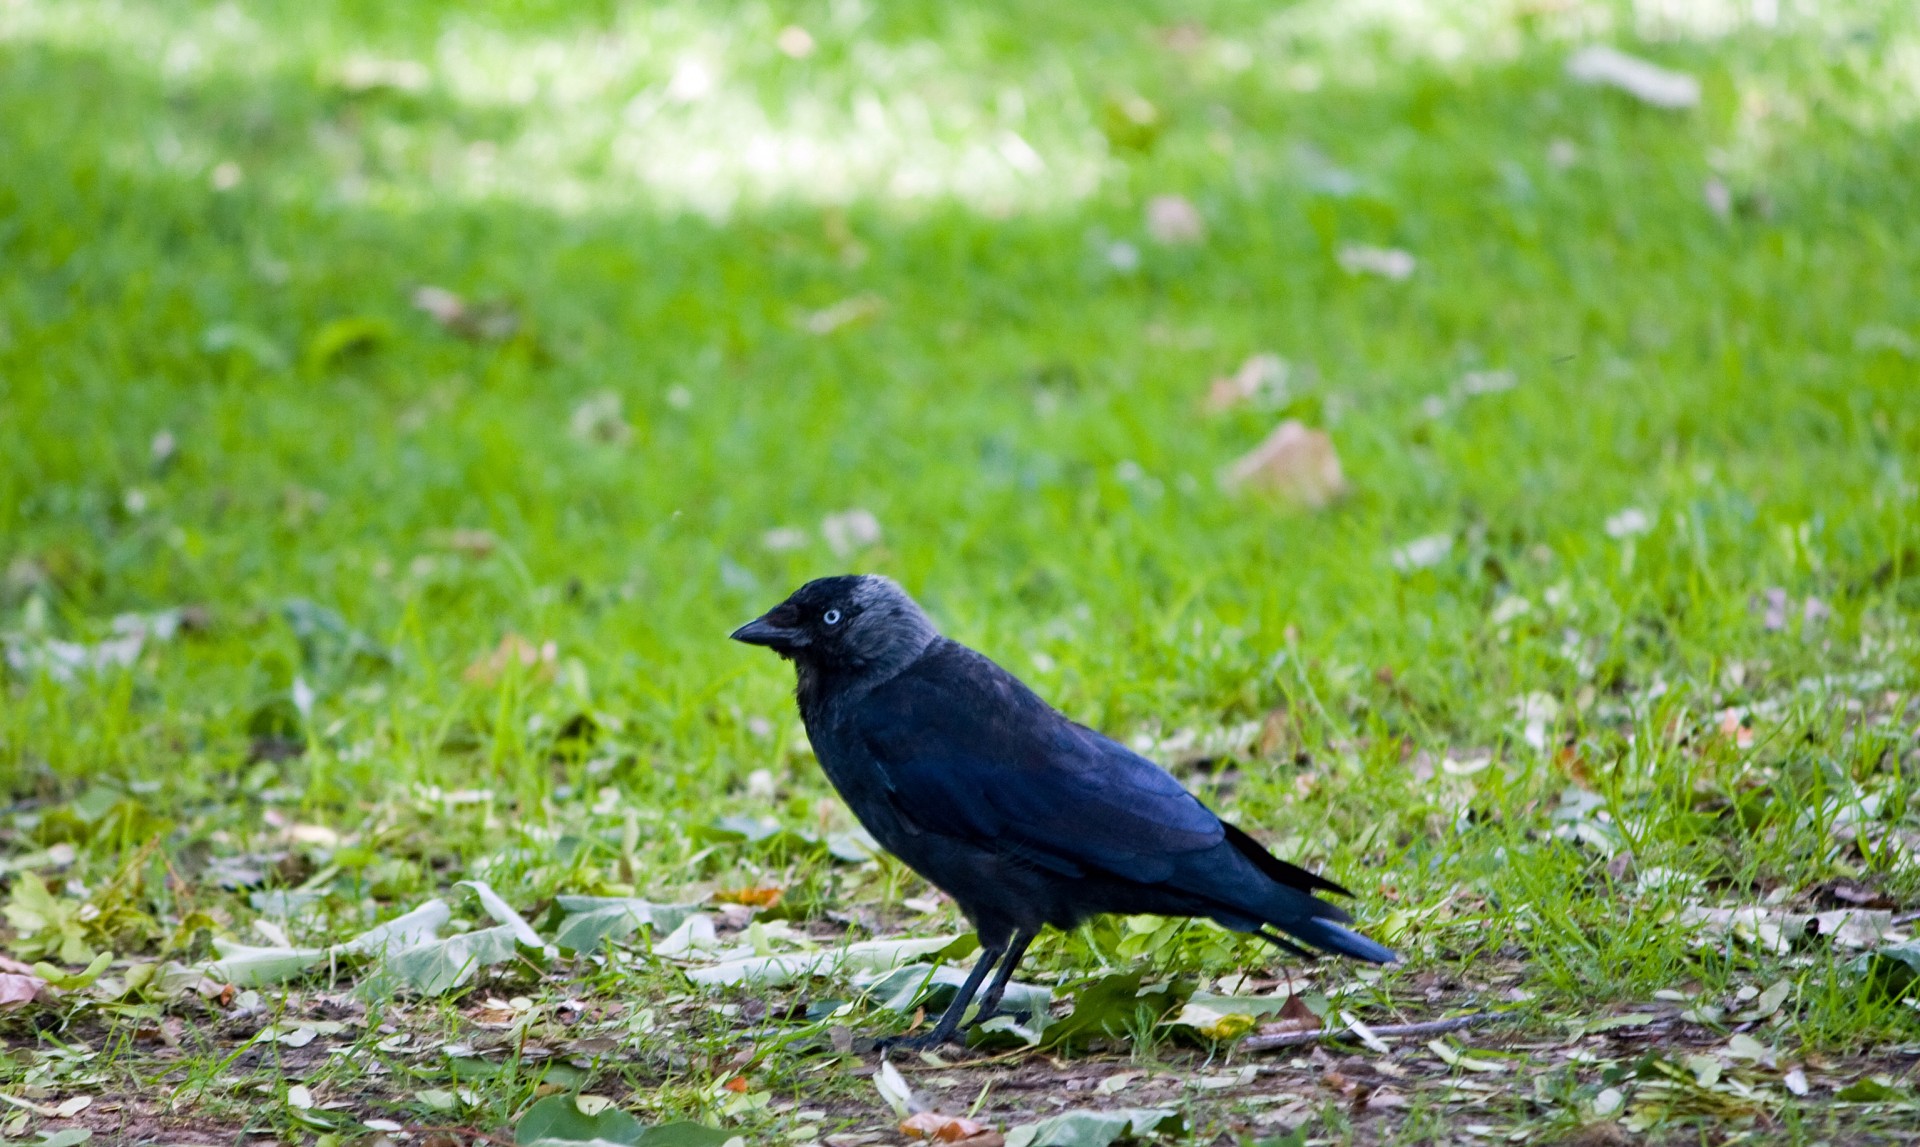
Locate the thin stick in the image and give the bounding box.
[1241,1011,1517,1052]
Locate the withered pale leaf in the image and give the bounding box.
[1221,420,1347,508]
[1145,195,1204,245]
[463,634,557,686]
[1205,353,1287,412]
[1566,46,1700,109]
[0,973,45,1010]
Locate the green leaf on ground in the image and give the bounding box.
[550,897,705,953]
[684,934,973,988]
[1040,971,1191,1050]
[1848,941,1920,1000]
[515,1093,646,1145]
[1004,1108,1182,1147]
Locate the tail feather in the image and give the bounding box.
[1221,821,1353,901]
[1212,822,1395,963]
[1276,916,1398,964]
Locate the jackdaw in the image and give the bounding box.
[731,574,1393,1048]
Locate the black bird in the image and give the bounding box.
[731,575,1394,1048]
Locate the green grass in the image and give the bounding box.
[3,0,1919,1142]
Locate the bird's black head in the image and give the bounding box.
[730,574,938,678]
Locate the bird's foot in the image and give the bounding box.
[873,1028,961,1055]
[967,1007,1034,1029]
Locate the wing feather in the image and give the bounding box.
[855,644,1223,884]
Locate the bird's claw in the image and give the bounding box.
[874,1029,961,1055]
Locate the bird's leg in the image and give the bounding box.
[969,930,1035,1023]
[876,936,1006,1053]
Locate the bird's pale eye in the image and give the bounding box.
[823,609,842,626]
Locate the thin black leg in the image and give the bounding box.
[971,930,1035,1021]
[877,935,1006,1052]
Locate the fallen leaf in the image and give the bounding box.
[762,526,809,552]
[776,25,815,57]
[804,294,884,335]
[1270,993,1322,1034]
[1836,1075,1906,1102]
[512,1093,646,1145]
[1716,708,1755,749]
[432,528,500,558]
[1390,533,1453,572]
[1095,1072,1140,1095]
[1604,508,1652,539]
[875,1059,915,1119]
[410,286,519,342]
[902,1111,997,1143]
[1735,978,1793,1021]
[1336,245,1415,280]
[1340,1011,1391,1054]
[1428,1039,1508,1073]
[821,509,883,556]
[686,934,967,989]
[1565,45,1700,109]
[456,880,546,948]
[714,887,784,909]
[0,972,46,1010]
[1145,195,1204,245]
[463,634,557,686]
[549,897,704,953]
[1220,420,1347,507]
[1815,909,1896,949]
[52,1096,91,1118]
[1204,353,1288,412]
[286,1085,314,1110]
[1004,1108,1180,1147]
[570,391,632,445]
[337,55,430,94]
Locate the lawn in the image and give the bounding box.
[2,0,1919,1143]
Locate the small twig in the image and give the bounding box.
[1242,1011,1518,1052]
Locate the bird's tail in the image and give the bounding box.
[1266,916,1397,964]
[1212,820,1397,964]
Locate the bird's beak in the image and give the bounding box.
[730,614,802,649]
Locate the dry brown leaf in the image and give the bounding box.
[1259,992,1323,1036]
[463,634,557,686]
[1257,707,1299,758]
[0,972,46,1011]
[901,1111,998,1144]
[1221,420,1348,507]
[714,887,784,908]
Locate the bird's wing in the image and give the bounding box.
[854,645,1223,884]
